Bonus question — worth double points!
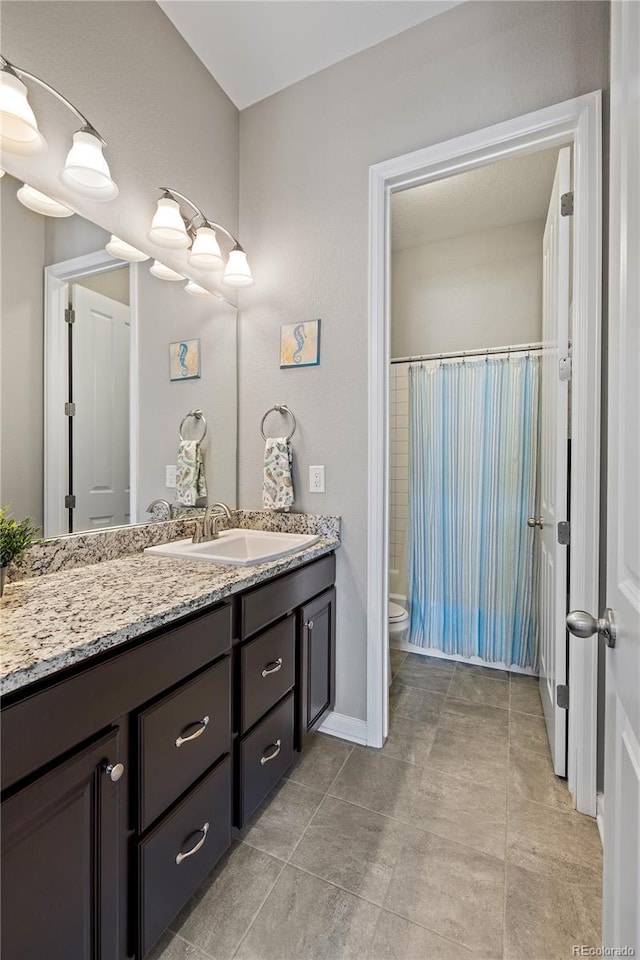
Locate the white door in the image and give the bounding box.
[539,146,571,776]
[600,2,640,949]
[71,284,130,531]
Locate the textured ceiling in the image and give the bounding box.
[158,1,462,109]
[392,147,562,251]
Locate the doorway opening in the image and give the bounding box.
[367,93,602,817]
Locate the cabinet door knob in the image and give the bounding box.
[305,620,314,631]
[175,822,209,865]
[175,716,210,747]
[260,739,282,765]
[104,761,125,782]
[261,658,283,678]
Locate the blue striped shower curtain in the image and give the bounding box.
[407,356,540,669]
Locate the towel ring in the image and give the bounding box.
[260,404,296,441]
[179,409,207,443]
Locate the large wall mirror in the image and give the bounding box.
[0,172,238,539]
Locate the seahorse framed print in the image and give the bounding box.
[169,339,201,380]
[280,319,321,368]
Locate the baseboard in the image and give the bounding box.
[319,711,368,745]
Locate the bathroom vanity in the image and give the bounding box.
[0,526,338,960]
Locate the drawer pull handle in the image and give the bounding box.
[175,716,210,747]
[175,822,209,865]
[260,739,282,766]
[261,658,283,678]
[305,620,314,631]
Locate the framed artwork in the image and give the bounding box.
[280,319,321,368]
[169,338,201,380]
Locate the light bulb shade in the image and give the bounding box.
[0,71,46,155]
[188,226,223,269]
[106,235,149,261]
[60,130,118,200]
[184,280,213,298]
[17,183,74,218]
[222,248,254,287]
[148,197,190,249]
[150,260,184,281]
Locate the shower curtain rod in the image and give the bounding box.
[390,342,544,364]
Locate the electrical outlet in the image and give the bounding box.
[165,465,177,488]
[309,465,325,493]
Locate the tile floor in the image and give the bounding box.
[151,652,603,960]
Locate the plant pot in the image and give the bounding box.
[0,565,7,598]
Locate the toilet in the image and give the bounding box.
[388,593,409,643]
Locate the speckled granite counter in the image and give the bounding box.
[1,535,339,698]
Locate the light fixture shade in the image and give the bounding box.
[150,260,184,281]
[106,235,149,261]
[184,280,213,298]
[148,197,190,249]
[60,130,118,201]
[17,183,74,218]
[0,71,46,155]
[188,226,223,270]
[222,247,254,287]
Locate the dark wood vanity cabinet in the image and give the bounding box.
[0,552,336,959]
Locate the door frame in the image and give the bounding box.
[367,92,602,816]
[44,250,139,538]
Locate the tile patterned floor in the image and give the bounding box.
[150,652,602,960]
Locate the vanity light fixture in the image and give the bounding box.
[184,280,213,298]
[150,260,184,281]
[0,55,118,200]
[17,183,74,217]
[148,187,253,287]
[106,235,150,262]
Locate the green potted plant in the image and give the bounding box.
[0,507,40,597]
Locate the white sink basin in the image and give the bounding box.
[145,528,320,566]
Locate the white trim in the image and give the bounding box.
[44,250,139,537]
[128,264,140,525]
[319,711,369,746]
[367,92,602,815]
[596,791,605,847]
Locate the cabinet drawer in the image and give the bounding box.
[240,554,335,639]
[241,616,295,733]
[139,756,231,958]
[139,658,230,830]
[238,693,294,826]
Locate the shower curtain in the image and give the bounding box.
[407,355,540,669]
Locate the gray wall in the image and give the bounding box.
[0,1,239,289]
[237,1,609,723]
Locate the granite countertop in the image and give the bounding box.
[0,536,339,698]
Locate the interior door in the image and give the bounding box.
[539,146,571,776]
[601,2,640,949]
[71,284,130,531]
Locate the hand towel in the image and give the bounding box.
[176,439,207,506]
[262,437,294,511]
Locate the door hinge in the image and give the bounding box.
[561,191,574,217]
[64,494,76,510]
[559,356,572,381]
[557,684,569,709]
[64,401,76,416]
[65,307,75,324]
[557,521,570,545]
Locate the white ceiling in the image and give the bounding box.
[392,147,562,251]
[158,1,463,110]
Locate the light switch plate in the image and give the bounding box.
[165,465,177,488]
[309,465,325,493]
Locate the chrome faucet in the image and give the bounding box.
[146,498,173,521]
[192,502,233,544]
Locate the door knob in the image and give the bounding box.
[527,517,544,528]
[566,608,617,648]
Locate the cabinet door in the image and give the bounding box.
[1,727,123,960]
[298,588,336,746]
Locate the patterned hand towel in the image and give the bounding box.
[262,437,295,511]
[176,440,207,506]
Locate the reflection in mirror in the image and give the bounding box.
[0,173,237,540]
